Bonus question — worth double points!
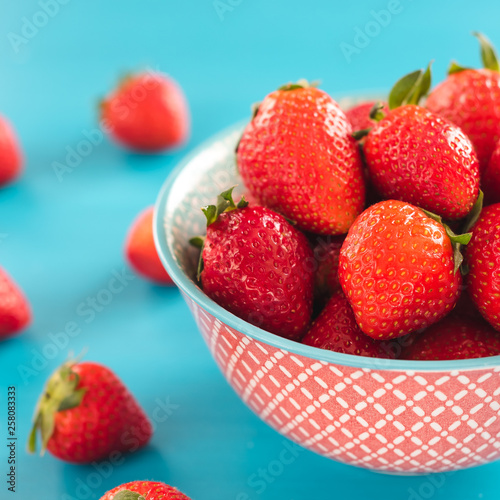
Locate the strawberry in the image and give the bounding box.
[402,315,500,360]
[482,140,500,205]
[0,115,23,186]
[338,200,467,340]
[427,33,500,172]
[192,188,314,340]
[100,71,189,152]
[100,481,191,500]
[312,235,345,301]
[362,65,480,220]
[0,267,31,339]
[465,203,500,331]
[302,291,394,358]
[125,206,174,285]
[29,359,152,463]
[236,80,365,235]
[345,101,388,134]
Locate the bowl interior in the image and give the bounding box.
[154,117,500,373]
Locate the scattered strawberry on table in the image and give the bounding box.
[100,71,190,152]
[125,206,174,284]
[0,114,23,187]
[100,481,191,500]
[191,187,314,340]
[29,358,152,463]
[0,267,31,339]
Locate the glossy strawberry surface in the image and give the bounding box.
[364,105,480,220]
[101,72,189,152]
[427,69,500,171]
[100,481,191,500]
[466,203,500,331]
[303,291,394,358]
[0,267,31,339]
[201,206,314,340]
[344,101,388,133]
[125,206,174,284]
[483,140,500,205]
[0,115,23,186]
[339,200,462,340]
[237,85,365,234]
[402,314,500,360]
[47,362,152,463]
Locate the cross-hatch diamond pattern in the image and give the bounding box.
[188,296,500,474]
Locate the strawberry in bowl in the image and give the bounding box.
[153,74,500,474]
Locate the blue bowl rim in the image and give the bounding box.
[153,121,500,373]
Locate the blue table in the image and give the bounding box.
[1,1,499,498]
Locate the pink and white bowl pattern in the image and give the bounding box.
[154,120,500,474]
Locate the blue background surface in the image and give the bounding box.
[0,0,499,498]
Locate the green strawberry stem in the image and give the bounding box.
[421,209,472,274]
[448,60,472,75]
[473,32,499,72]
[28,359,87,455]
[463,190,484,233]
[369,102,386,122]
[352,128,371,140]
[190,187,249,282]
[278,79,320,91]
[448,32,499,75]
[112,491,146,500]
[388,62,432,110]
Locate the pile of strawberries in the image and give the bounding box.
[193,33,500,362]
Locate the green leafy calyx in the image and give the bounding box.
[421,209,472,274]
[388,62,432,110]
[278,79,320,91]
[473,32,500,71]
[28,359,87,455]
[112,491,146,500]
[190,187,249,281]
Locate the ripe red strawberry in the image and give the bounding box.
[100,71,189,152]
[483,140,500,205]
[363,66,480,220]
[302,291,394,358]
[194,188,314,340]
[339,200,465,340]
[402,315,500,360]
[125,206,174,284]
[237,81,365,235]
[100,481,191,500]
[0,267,31,339]
[345,101,388,134]
[29,359,152,463]
[465,203,500,331]
[0,115,23,186]
[427,33,500,171]
[313,235,345,301]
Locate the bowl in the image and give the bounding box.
[153,120,500,475]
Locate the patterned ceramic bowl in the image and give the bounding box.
[154,122,500,475]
